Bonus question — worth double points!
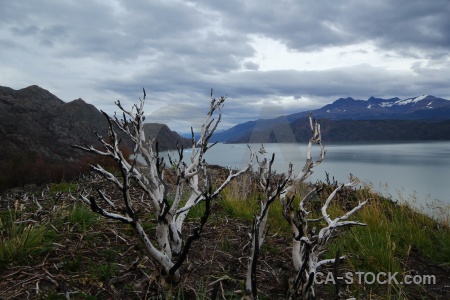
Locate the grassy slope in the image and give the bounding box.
[0,177,449,299]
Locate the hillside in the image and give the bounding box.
[0,173,448,299]
[228,118,450,143]
[0,85,107,161]
[214,95,450,143]
[0,85,189,190]
[143,123,191,151]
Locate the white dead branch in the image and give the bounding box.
[73,90,252,283]
[284,182,368,299]
[280,114,368,299]
[244,113,368,300]
[244,146,291,298]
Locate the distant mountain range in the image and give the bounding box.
[213,95,450,143]
[0,85,189,190]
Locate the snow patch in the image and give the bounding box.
[380,102,394,107]
[396,95,428,106]
[396,98,414,105]
[367,104,372,109]
[414,95,428,102]
[326,110,330,113]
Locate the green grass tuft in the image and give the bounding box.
[48,181,78,197]
[67,203,100,232]
[0,202,54,268]
[91,262,119,281]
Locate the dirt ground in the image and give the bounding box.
[0,174,448,299]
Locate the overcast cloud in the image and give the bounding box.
[1,0,449,132]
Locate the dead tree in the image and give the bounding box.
[280,114,368,299]
[245,113,368,299]
[283,183,367,299]
[244,145,291,298]
[73,90,252,283]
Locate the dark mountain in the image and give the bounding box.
[312,95,450,121]
[214,95,450,143]
[0,85,101,161]
[229,118,450,143]
[143,123,191,151]
[0,85,189,190]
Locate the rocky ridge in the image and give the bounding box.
[0,85,189,190]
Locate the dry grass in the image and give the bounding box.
[0,172,448,299]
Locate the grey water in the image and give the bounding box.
[159,141,450,220]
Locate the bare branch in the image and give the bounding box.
[72,89,251,284]
[241,113,367,299]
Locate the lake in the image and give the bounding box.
[159,141,450,220]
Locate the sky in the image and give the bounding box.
[1,0,450,133]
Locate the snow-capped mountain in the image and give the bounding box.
[213,95,450,142]
[311,95,450,120]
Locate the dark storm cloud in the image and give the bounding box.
[199,0,450,57]
[1,0,449,131]
[96,61,450,132]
